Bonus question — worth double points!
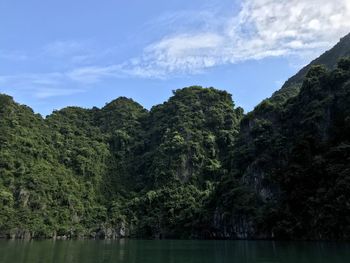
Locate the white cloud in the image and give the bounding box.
[33,87,84,99]
[67,65,123,83]
[123,0,350,77]
[121,33,225,77]
[2,0,350,98]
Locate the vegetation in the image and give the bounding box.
[0,87,243,239]
[216,59,350,240]
[271,33,350,104]
[0,36,350,240]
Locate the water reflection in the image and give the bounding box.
[0,239,349,263]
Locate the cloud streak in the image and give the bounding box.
[0,72,85,98]
[123,0,350,77]
[1,0,350,99]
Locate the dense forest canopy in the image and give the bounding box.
[0,35,350,240]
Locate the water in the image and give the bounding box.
[0,240,349,263]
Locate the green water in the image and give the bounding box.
[0,240,349,263]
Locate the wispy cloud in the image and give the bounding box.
[0,65,123,98]
[0,65,131,99]
[0,72,84,98]
[1,0,350,99]
[122,0,350,77]
[0,73,63,87]
[67,65,123,83]
[41,40,102,66]
[33,87,85,99]
[0,41,123,98]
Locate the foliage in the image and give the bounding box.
[1,36,350,240]
[219,59,350,240]
[0,86,243,239]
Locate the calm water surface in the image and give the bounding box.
[0,240,349,263]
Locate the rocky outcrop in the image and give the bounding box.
[94,222,129,239]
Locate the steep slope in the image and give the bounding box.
[122,87,244,238]
[271,33,350,104]
[95,98,148,197]
[216,59,350,240]
[45,98,148,238]
[1,32,350,240]
[213,33,350,240]
[229,34,350,183]
[0,87,244,239]
[0,95,108,238]
[0,94,149,238]
[139,87,243,188]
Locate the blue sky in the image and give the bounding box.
[1,0,350,116]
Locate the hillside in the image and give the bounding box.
[0,87,244,239]
[271,33,350,104]
[215,59,350,240]
[0,37,350,240]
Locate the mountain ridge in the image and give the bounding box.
[270,33,350,104]
[1,35,350,240]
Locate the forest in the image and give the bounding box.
[0,35,350,241]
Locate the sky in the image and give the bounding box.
[1,0,350,116]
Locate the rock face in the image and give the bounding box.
[0,229,34,240]
[215,59,350,240]
[208,35,350,241]
[94,223,129,239]
[213,209,256,239]
[1,35,350,241]
[271,32,350,104]
[242,166,279,203]
[0,223,131,240]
